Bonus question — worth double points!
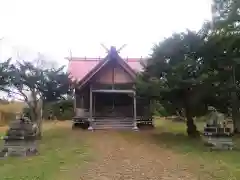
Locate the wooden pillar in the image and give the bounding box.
[90,86,92,118]
[80,95,84,108]
[133,91,138,130]
[88,85,93,130]
[73,89,76,114]
[93,93,96,116]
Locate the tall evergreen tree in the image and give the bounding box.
[211,0,240,132]
[140,29,210,137]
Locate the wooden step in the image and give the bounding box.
[93,123,134,130]
[94,121,133,124]
[93,125,134,130]
[91,118,135,130]
[93,123,133,127]
[94,119,133,121]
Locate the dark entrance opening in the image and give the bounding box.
[93,93,133,118]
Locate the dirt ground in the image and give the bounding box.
[78,131,199,180]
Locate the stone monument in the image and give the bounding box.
[0,115,38,157]
[203,106,233,150]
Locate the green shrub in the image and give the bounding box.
[56,109,74,120]
[152,101,169,117]
[22,100,74,121]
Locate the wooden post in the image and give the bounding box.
[73,89,76,115]
[88,85,93,130]
[93,93,96,117]
[80,95,84,108]
[112,65,115,89]
[133,91,138,130]
[90,87,92,119]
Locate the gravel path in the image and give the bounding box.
[79,131,198,180]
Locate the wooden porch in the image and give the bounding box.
[73,84,138,130]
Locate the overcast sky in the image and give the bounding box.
[0,0,212,66]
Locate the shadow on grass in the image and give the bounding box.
[152,131,240,163]
[151,132,207,154]
[152,131,240,151]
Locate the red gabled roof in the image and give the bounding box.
[67,57,144,82]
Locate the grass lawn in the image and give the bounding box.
[154,118,240,180]
[1,119,240,179]
[0,131,4,137]
[0,122,91,180]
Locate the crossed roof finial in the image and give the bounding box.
[100,43,127,54]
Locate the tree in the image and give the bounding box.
[209,0,240,132]
[140,29,212,137]
[41,67,72,103]
[8,60,71,137]
[201,30,240,132]
[212,0,240,32]
[0,59,12,92]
